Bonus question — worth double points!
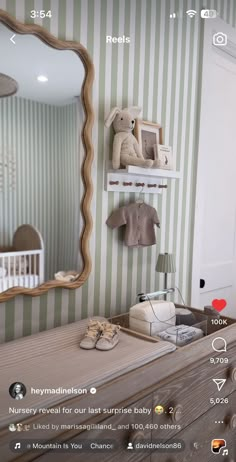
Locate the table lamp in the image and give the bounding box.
[156,253,176,300]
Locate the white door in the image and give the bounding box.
[191,17,236,318]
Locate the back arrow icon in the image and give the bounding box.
[10,34,16,44]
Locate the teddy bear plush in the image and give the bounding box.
[105,106,153,170]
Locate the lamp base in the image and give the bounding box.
[164,273,168,300]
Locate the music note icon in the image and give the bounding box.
[14,442,21,449]
[223,449,229,456]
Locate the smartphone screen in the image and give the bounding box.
[0,1,235,461]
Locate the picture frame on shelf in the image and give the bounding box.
[134,119,163,161]
[154,144,173,170]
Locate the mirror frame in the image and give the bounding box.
[0,10,94,302]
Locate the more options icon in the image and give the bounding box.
[213,32,227,46]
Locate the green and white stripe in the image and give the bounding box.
[0,96,79,281]
[0,0,235,343]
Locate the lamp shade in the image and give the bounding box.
[156,253,176,273]
[0,73,18,98]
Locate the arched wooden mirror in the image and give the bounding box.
[0,10,94,302]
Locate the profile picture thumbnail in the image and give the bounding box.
[9,382,26,400]
[9,423,17,431]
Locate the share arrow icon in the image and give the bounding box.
[213,379,227,391]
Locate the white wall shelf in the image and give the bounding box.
[106,165,181,194]
[125,165,181,179]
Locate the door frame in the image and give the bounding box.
[191,17,236,308]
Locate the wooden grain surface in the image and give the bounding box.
[151,392,236,461]
[152,344,236,439]
[1,320,236,461]
[0,319,175,427]
[33,396,153,462]
[0,9,94,302]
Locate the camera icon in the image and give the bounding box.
[213,32,227,46]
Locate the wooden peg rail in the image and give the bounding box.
[106,165,180,194]
[109,180,167,189]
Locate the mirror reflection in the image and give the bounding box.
[0,23,85,293]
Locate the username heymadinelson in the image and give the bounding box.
[30,387,88,395]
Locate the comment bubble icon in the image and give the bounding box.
[212,337,227,353]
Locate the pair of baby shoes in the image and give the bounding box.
[80,319,120,351]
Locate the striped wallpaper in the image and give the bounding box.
[0,96,80,280]
[57,99,83,273]
[0,0,235,343]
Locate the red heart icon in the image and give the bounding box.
[212,299,227,312]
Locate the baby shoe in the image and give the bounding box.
[96,323,120,351]
[80,319,103,349]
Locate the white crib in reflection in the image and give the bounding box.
[0,225,44,293]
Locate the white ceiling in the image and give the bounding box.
[0,23,85,106]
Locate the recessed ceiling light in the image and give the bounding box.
[37,75,48,82]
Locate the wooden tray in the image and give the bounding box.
[109,313,160,343]
[109,304,236,346]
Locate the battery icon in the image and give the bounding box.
[201,9,217,18]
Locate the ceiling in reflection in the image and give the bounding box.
[0,23,84,105]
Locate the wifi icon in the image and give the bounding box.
[186,9,197,18]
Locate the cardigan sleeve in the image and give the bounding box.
[153,208,160,226]
[106,207,127,229]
